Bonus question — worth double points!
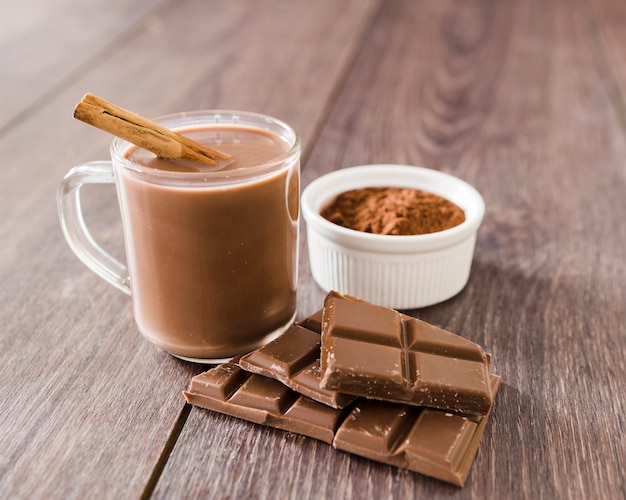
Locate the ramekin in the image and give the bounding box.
[301,164,485,309]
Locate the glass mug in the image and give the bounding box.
[58,110,301,363]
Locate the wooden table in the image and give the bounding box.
[1,1,625,498]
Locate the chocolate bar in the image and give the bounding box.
[239,322,356,409]
[184,359,501,486]
[320,292,493,415]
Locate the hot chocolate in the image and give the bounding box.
[117,124,300,361]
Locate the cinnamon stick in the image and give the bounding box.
[73,93,232,166]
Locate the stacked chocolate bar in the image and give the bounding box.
[184,291,500,487]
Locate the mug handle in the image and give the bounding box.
[57,161,131,295]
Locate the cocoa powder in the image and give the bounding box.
[320,187,465,235]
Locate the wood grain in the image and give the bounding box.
[0,0,169,132]
[301,0,626,498]
[0,1,378,497]
[587,0,626,133]
[159,0,625,498]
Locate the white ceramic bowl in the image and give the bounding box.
[301,164,485,309]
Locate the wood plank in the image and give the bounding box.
[0,0,170,132]
[155,410,443,499]
[586,0,626,131]
[158,0,626,497]
[311,0,626,497]
[0,1,377,497]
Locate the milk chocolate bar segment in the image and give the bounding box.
[320,292,493,415]
[333,375,501,487]
[184,359,345,444]
[240,325,320,378]
[239,323,356,409]
[404,315,489,361]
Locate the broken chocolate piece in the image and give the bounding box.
[184,359,501,486]
[320,292,493,415]
[239,322,356,409]
[333,376,500,487]
[184,357,345,444]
